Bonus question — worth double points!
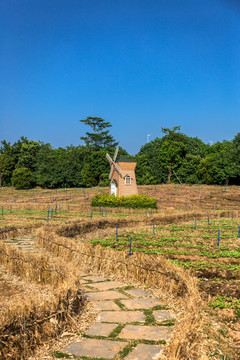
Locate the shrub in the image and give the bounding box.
[11,167,33,189]
[91,194,157,209]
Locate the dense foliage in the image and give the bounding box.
[0,118,240,189]
[135,127,240,186]
[91,194,158,209]
[11,167,33,189]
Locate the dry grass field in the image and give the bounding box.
[0,184,240,359]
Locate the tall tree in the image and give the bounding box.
[178,154,201,184]
[209,141,239,185]
[16,140,41,174]
[80,117,118,148]
[0,154,14,186]
[159,127,186,182]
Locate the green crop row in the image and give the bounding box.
[210,295,240,318]
[169,260,240,272]
[92,237,231,251]
[200,250,240,259]
[90,237,240,259]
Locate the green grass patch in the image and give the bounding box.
[114,299,126,310]
[108,324,125,338]
[52,351,74,359]
[143,309,155,325]
[117,342,138,359]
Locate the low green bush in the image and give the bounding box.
[91,194,157,209]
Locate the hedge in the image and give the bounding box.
[91,194,157,209]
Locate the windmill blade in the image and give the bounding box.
[114,163,122,177]
[106,153,113,164]
[113,147,119,162]
[109,166,114,179]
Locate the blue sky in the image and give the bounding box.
[1,0,240,154]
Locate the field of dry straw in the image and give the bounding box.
[0,184,240,359]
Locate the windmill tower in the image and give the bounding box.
[106,147,138,196]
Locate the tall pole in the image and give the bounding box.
[147,134,152,143]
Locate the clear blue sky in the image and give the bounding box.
[1,0,240,154]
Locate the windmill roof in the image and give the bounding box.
[117,156,136,163]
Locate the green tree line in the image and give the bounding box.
[0,117,239,189]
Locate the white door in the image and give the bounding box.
[111,182,117,196]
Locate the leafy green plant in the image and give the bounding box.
[210,295,240,318]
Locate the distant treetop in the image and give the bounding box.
[80,117,118,148]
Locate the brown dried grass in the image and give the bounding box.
[0,224,38,240]
[0,241,86,360]
[37,222,238,359]
[56,211,208,238]
[0,241,69,287]
[0,283,85,360]
[35,227,206,359]
[1,182,239,359]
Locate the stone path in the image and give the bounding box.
[3,236,36,252]
[64,275,175,360]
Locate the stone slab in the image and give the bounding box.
[80,279,89,284]
[65,338,128,359]
[83,275,108,282]
[18,246,33,250]
[98,311,145,323]
[88,281,125,291]
[119,325,172,341]
[121,298,162,309]
[81,285,91,291]
[87,291,128,301]
[94,300,121,310]
[125,344,163,360]
[86,322,118,336]
[153,310,175,322]
[124,289,151,297]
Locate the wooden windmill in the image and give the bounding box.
[106,147,138,196]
